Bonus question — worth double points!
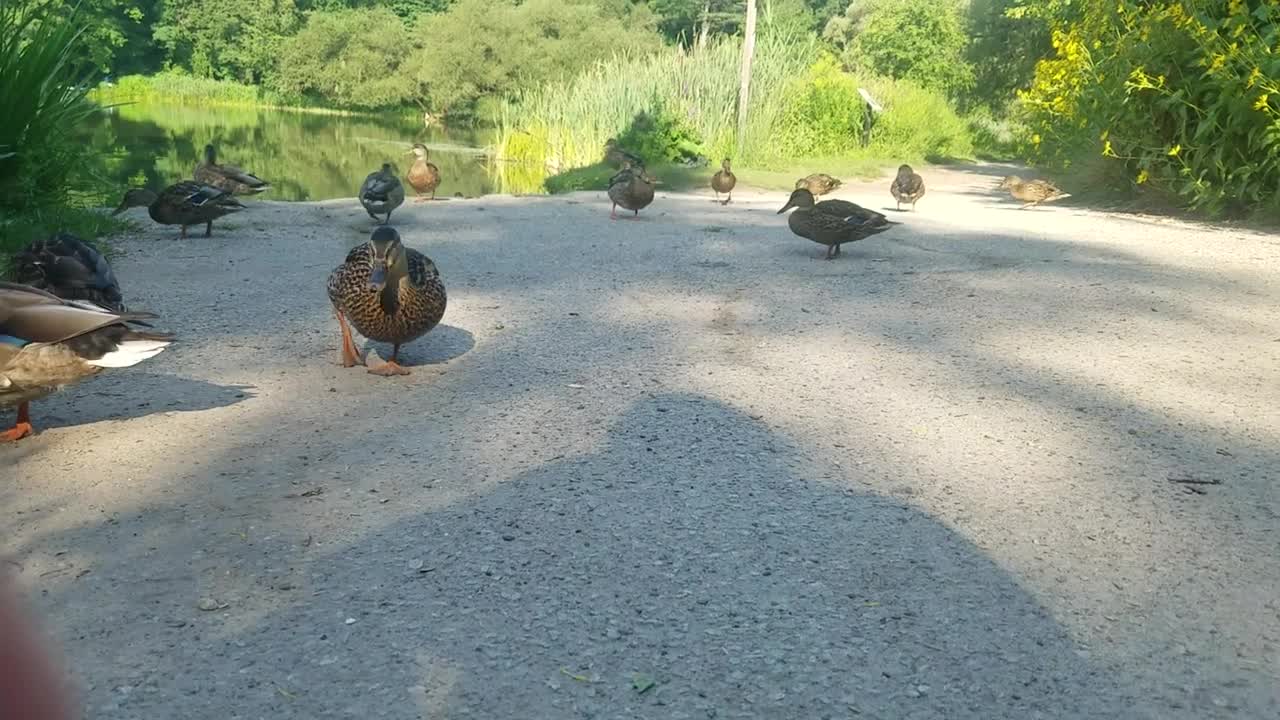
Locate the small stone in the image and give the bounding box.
[345,617,357,625]
[196,598,221,611]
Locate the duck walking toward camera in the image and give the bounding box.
[0,282,173,441]
[777,188,897,260]
[711,158,736,205]
[359,163,405,224]
[113,181,245,238]
[795,173,842,197]
[999,175,1070,209]
[406,144,442,201]
[195,144,270,195]
[607,161,657,220]
[890,164,926,211]
[327,227,446,376]
[8,233,126,312]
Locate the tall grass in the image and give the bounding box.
[497,30,818,172]
[0,0,128,257]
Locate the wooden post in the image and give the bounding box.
[736,0,757,152]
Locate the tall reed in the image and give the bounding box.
[496,30,817,171]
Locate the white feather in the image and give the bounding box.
[86,339,172,368]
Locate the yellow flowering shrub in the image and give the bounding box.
[1019,0,1279,216]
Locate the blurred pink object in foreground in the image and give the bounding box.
[0,572,74,720]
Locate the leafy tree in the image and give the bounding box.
[153,0,300,83]
[825,0,974,99]
[272,7,415,109]
[404,0,661,115]
[965,0,1056,110]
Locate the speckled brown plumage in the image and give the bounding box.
[890,164,926,211]
[607,162,656,220]
[777,189,899,260]
[711,158,736,205]
[406,144,442,201]
[327,228,446,375]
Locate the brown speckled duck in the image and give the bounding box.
[326,227,446,376]
[999,175,1071,209]
[795,173,842,196]
[607,161,657,220]
[112,181,245,237]
[194,144,270,195]
[711,158,736,205]
[8,233,126,312]
[890,164,926,211]
[0,282,173,441]
[777,188,898,259]
[406,143,442,201]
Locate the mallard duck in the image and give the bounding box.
[0,282,173,441]
[112,181,245,238]
[604,138,645,170]
[890,164,926,211]
[795,173,842,196]
[998,175,1071,209]
[359,163,405,224]
[8,233,125,312]
[326,226,446,376]
[711,158,736,205]
[405,143,442,201]
[607,161,657,220]
[777,188,898,259]
[194,144,270,195]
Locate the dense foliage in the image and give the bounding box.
[1020,0,1280,215]
[825,0,973,99]
[274,7,413,109]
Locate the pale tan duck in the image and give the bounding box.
[999,175,1071,209]
[406,143,442,201]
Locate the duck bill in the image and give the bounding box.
[368,263,388,291]
[776,200,795,214]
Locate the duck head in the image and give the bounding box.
[777,188,816,214]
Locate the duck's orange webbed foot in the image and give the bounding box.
[1,404,34,442]
[367,361,411,377]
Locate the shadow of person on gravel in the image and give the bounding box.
[75,392,1142,720]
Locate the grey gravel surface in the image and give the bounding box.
[2,163,1278,719]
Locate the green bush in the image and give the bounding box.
[273,8,415,110]
[774,54,865,157]
[405,0,662,116]
[1020,0,1280,216]
[614,102,706,164]
[826,0,974,100]
[860,74,974,161]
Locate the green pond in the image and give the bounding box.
[84,102,540,201]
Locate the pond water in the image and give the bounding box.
[83,102,534,201]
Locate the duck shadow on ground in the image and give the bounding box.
[359,323,475,367]
[23,374,256,431]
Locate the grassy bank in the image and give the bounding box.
[89,72,376,116]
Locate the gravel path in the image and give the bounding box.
[3,163,1278,719]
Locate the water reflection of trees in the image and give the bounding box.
[81,104,508,201]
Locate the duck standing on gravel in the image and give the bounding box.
[711,158,736,205]
[194,143,270,195]
[0,282,173,441]
[113,181,245,238]
[777,188,898,260]
[327,226,447,376]
[607,160,657,220]
[406,143,442,201]
[795,173,842,197]
[359,163,405,224]
[8,233,126,312]
[998,175,1071,209]
[890,164,926,211]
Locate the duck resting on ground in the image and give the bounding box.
[777,188,898,260]
[607,161,658,220]
[113,181,245,238]
[359,163,406,224]
[8,233,126,313]
[603,138,645,170]
[0,282,173,441]
[795,173,842,197]
[711,158,736,205]
[998,175,1071,209]
[890,164,926,211]
[405,143,442,201]
[194,144,270,195]
[326,226,447,376]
